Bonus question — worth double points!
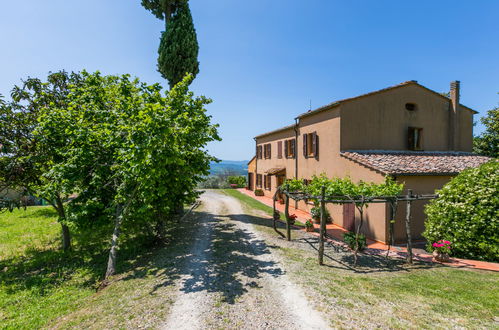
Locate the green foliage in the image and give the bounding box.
[343,231,367,251]
[473,104,498,158]
[254,189,264,196]
[284,174,404,202]
[0,71,82,203]
[158,1,199,88]
[227,175,246,188]
[310,206,330,221]
[198,175,230,189]
[35,72,219,235]
[141,0,182,22]
[305,219,314,228]
[423,161,499,261]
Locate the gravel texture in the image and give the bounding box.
[162,190,329,329]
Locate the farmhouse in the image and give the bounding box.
[248,81,490,243]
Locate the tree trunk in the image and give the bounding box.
[55,195,71,251]
[272,189,285,238]
[353,199,365,266]
[105,204,124,279]
[318,186,326,265]
[285,194,291,241]
[405,190,414,264]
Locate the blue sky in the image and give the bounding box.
[0,0,498,160]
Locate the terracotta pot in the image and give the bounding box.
[313,217,332,224]
[433,250,450,262]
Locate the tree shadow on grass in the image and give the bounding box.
[223,211,435,275]
[0,222,176,297]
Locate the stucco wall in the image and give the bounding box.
[255,127,297,195]
[392,175,453,243]
[340,84,474,152]
[250,83,474,243]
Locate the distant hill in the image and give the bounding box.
[209,160,248,176]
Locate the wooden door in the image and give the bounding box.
[248,173,254,190]
[343,203,355,232]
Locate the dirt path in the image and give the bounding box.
[163,190,329,329]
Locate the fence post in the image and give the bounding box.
[386,198,396,257]
[285,186,291,241]
[318,186,326,265]
[405,189,414,264]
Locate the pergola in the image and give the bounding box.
[272,185,437,265]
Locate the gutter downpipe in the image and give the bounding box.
[294,118,299,208]
[254,137,257,190]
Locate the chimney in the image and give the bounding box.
[449,80,460,150]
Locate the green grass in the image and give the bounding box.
[279,246,499,328]
[221,189,305,227]
[221,190,499,328]
[0,206,200,329]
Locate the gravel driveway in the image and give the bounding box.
[163,190,329,329]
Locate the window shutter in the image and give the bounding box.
[312,132,318,158]
[408,127,415,150]
[313,132,319,159]
[283,141,288,158]
[291,139,296,158]
[278,141,282,159]
[269,176,271,190]
[268,143,271,159]
[303,134,308,158]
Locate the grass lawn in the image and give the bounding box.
[221,189,305,227]
[224,188,499,328]
[0,206,200,329]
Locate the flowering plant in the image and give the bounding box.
[305,219,314,228]
[289,214,297,220]
[432,240,451,254]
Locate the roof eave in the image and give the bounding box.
[254,124,296,139]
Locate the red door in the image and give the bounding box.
[343,203,355,232]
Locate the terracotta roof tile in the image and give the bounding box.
[341,151,492,175]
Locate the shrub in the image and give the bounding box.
[254,189,264,196]
[227,175,246,188]
[310,206,330,221]
[423,161,498,262]
[343,231,367,251]
[305,219,314,228]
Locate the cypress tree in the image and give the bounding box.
[157,1,199,88]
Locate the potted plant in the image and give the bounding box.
[254,189,264,196]
[278,198,285,205]
[432,240,451,262]
[288,214,297,225]
[310,206,331,224]
[305,219,315,232]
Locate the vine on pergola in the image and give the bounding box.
[272,175,437,266]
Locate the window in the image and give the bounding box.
[264,143,271,159]
[256,145,263,159]
[284,139,296,159]
[264,175,271,190]
[277,141,283,159]
[408,127,423,150]
[256,174,262,187]
[405,103,417,111]
[302,132,318,159]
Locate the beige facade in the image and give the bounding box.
[249,81,482,243]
